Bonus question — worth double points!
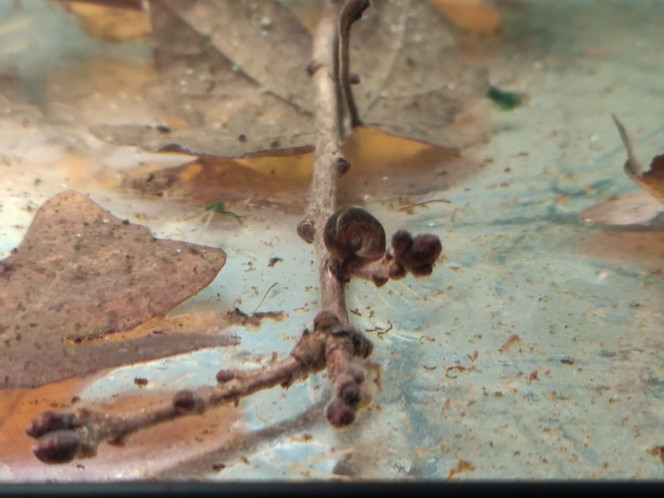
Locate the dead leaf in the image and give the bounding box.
[91,0,487,158]
[0,191,237,388]
[614,115,664,205]
[428,0,500,33]
[579,117,664,225]
[580,191,663,226]
[631,154,664,206]
[59,1,151,41]
[348,0,488,147]
[579,231,664,273]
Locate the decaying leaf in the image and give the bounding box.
[59,1,151,42]
[580,191,663,226]
[428,0,500,34]
[0,191,236,388]
[580,117,664,225]
[613,116,664,206]
[579,231,664,273]
[91,0,488,158]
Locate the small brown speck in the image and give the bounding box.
[446,459,475,480]
[267,257,283,268]
[648,446,664,464]
[498,334,522,353]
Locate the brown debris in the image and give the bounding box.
[498,334,522,354]
[0,191,234,388]
[648,445,664,465]
[267,257,283,268]
[446,458,476,480]
[225,308,287,329]
[59,1,151,41]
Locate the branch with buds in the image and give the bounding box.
[26,0,442,465]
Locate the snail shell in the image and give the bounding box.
[324,207,386,261]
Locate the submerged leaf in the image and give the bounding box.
[614,115,664,205]
[0,191,236,388]
[91,0,487,158]
[428,0,500,33]
[579,117,664,225]
[580,191,663,226]
[59,1,151,42]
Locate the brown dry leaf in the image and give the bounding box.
[446,458,476,480]
[580,191,663,226]
[0,190,237,388]
[579,231,664,273]
[428,0,500,34]
[91,0,488,158]
[614,115,664,205]
[629,154,664,206]
[579,117,664,225]
[59,1,151,41]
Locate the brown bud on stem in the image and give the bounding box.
[215,369,235,383]
[173,390,197,412]
[32,431,81,464]
[326,398,356,428]
[389,230,442,278]
[25,411,80,438]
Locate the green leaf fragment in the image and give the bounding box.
[205,201,244,224]
[487,85,523,111]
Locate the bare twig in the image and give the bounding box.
[301,0,375,427]
[339,0,370,128]
[26,0,443,464]
[28,330,327,463]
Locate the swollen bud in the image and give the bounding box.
[173,390,197,412]
[26,411,80,439]
[32,430,81,464]
[326,398,356,428]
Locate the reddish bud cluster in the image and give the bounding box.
[25,411,80,439]
[215,369,235,383]
[32,430,82,464]
[172,390,197,412]
[389,230,442,278]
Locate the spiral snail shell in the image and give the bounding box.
[323,207,386,261]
